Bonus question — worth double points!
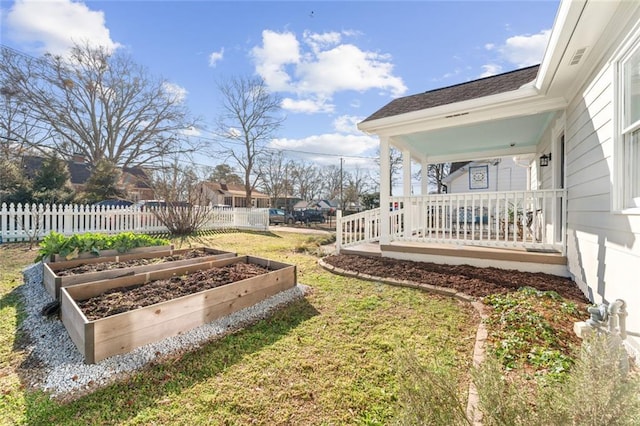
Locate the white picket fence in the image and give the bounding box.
[0,203,269,243]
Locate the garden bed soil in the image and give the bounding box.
[323,254,588,303]
[56,248,223,276]
[78,262,270,320]
[60,255,296,363]
[43,247,235,299]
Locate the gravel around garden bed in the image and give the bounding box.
[18,262,309,400]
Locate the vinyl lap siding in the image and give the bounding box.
[564,62,640,343]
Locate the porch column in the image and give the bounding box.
[402,150,412,196]
[421,159,429,195]
[379,136,391,245]
[403,150,412,239]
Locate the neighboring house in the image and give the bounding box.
[316,199,338,213]
[293,199,338,213]
[199,181,270,208]
[347,0,640,357]
[442,156,529,193]
[120,166,154,201]
[271,196,302,212]
[292,200,312,211]
[21,154,153,201]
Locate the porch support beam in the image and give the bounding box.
[402,150,412,196]
[379,136,391,245]
[421,159,429,195]
[403,150,412,240]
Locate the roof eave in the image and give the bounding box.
[358,86,565,137]
[534,0,587,94]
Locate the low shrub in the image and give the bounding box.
[36,231,170,261]
[395,335,640,425]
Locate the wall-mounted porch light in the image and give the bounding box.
[539,153,552,167]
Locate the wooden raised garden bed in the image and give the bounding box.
[49,244,174,263]
[60,255,296,363]
[44,247,236,299]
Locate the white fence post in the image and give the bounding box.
[336,210,343,253]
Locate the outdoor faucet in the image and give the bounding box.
[607,299,627,339]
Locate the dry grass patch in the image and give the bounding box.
[0,232,478,425]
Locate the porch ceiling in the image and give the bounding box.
[391,110,555,163]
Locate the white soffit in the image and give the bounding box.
[539,0,628,96]
[393,111,555,163]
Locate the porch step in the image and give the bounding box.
[382,242,567,265]
[341,243,382,257]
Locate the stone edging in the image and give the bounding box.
[318,257,487,425]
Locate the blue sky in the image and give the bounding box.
[0,0,560,172]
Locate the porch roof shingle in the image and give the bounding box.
[362,65,540,123]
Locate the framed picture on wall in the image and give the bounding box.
[469,165,489,190]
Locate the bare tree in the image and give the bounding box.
[414,163,451,194]
[290,161,323,201]
[0,44,197,168]
[148,160,211,235]
[258,151,295,208]
[0,50,50,162]
[321,165,343,200]
[375,146,403,196]
[215,76,284,207]
[343,165,371,205]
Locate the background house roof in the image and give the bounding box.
[23,155,91,185]
[362,65,540,123]
[201,181,269,198]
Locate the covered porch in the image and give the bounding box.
[338,65,569,275]
[336,189,568,276]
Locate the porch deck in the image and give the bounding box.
[340,241,569,276]
[341,240,569,276]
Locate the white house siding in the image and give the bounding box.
[447,157,528,193]
[533,117,557,191]
[563,34,640,354]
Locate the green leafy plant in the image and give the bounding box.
[35,232,170,261]
[483,287,583,377]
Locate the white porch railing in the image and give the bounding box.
[335,208,382,251]
[337,189,567,254]
[0,203,269,243]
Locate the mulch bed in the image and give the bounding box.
[56,249,210,276]
[77,263,270,321]
[323,254,589,303]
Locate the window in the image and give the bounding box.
[615,30,640,211]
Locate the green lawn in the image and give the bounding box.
[0,231,478,425]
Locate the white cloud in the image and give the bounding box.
[332,115,363,134]
[208,48,224,67]
[281,97,334,114]
[500,29,551,67]
[182,126,201,137]
[303,30,342,53]
[478,29,550,78]
[162,82,188,103]
[483,29,551,70]
[269,132,378,166]
[251,30,300,92]
[479,64,503,78]
[251,29,406,114]
[4,0,119,55]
